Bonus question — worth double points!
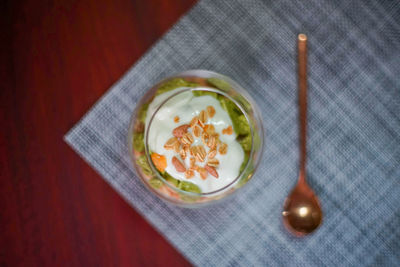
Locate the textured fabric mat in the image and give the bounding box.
[65,0,400,265]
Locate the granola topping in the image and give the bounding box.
[162,108,232,180]
[146,89,245,193]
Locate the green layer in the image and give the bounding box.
[161,172,201,194]
[136,155,152,176]
[133,133,145,152]
[207,77,231,92]
[155,78,198,96]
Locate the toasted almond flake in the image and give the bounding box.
[194,146,205,162]
[172,124,189,138]
[164,137,178,150]
[206,106,216,118]
[180,148,187,160]
[199,110,208,124]
[222,125,233,135]
[219,143,228,155]
[207,135,216,148]
[181,132,194,145]
[172,156,186,172]
[198,167,208,180]
[208,149,217,159]
[204,124,215,135]
[174,116,180,123]
[174,141,181,153]
[207,158,219,167]
[193,125,202,137]
[190,117,198,128]
[185,170,194,179]
[198,146,206,158]
[204,165,219,178]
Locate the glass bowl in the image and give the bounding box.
[128,70,264,207]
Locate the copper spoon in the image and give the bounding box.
[282,34,322,236]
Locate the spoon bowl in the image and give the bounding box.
[283,173,322,236]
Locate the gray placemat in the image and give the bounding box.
[65,0,400,266]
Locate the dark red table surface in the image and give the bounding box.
[1,0,196,266]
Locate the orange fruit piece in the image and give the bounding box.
[151,153,167,172]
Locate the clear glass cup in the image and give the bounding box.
[128,70,264,207]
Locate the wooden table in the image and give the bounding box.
[1,0,196,265]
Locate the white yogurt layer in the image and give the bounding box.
[145,87,245,193]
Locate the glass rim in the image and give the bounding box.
[144,86,255,197]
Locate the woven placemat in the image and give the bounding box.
[65,0,400,265]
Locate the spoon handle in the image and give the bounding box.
[298,34,308,183]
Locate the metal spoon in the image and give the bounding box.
[282,34,322,236]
